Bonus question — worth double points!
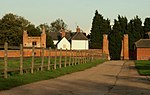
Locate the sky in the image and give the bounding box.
[0,0,150,34]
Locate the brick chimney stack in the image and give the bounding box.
[60,28,66,37]
[42,26,45,34]
[76,26,80,32]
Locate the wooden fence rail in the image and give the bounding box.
[0,43,94,79]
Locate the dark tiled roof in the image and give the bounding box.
[49,31,88,41]
[71,32,88,40]
[65,32,73,40]
[49,32,61,40]
[135,39,150,48]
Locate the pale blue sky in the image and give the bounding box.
[0,0,150,34]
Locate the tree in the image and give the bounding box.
[109,19,122,60]
[144,17,150,38]
[0,13,30,46]
[37,24,54,48]
[90,10,110,49]
[26,24,41,36]
[50,18,67,32]
[127,16,143,51]
[118,15,128,36]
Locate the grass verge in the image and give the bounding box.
[135,60,150,75]
[0,59,105,91]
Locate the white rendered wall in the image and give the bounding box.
[57,38,70,50]
[71,40,89,50]
[53,40,58,45]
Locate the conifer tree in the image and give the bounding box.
[127,16,143,51]
[109,20,122,60]
[90,10,110,49]
[144,18,150,33]
[109,16,127,60]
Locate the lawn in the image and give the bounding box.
[0,59,105,90]
[135,60,150,75]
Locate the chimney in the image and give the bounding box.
[42,26,45,34]
[60,28,66,37]
[76,26,80,32]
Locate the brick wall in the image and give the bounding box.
[0,49,103,58]
[137,48,150,60]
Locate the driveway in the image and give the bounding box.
[0,61,149,95]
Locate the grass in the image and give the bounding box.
[0,57,68,71]
[135,60,150,75]
[0,59,105,91]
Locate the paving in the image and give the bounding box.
[0,61,150,95]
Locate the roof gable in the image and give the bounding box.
[57,37,70,45]
[71,32,88,40]
[135,39,150,48]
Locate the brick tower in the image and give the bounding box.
[23,30,28,47]
[41,26,46,48]
[103,34,110,60]
[123,34,129,60]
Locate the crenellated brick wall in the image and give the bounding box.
[23,27,46,48]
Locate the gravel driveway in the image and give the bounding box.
[0,61,150,95]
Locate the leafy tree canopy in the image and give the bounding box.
[0,13,30,46]
[50,18,67,32]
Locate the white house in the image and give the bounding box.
[71,31,89,50]
[50,26,89,50]
[57,37,70,50]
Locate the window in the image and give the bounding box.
[32,41,37,46]
[63,44,66,48]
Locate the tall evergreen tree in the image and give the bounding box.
[90,10,110,49]
[109,15,127,60]
[144,17,150,38]
[118,15,128,36]
[109,20,122,60]
[127,16,143,51]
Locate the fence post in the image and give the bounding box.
[87,53,90,62]
[72,50,74,66]
[54,49,57,69]
[83,51,85,64]
[31,45,35,74]
[41,47,44,71]
[75,50,77,65]
[84,50,87,63]
[91,54,94,62]
[78,50,80,64]
[4,42,8,78]
[64,49,67,67]
[48,47,51,70]
[81,51,83,64]
[20,44,23,75]
[69,49,71,66]
[59,48,62,68]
